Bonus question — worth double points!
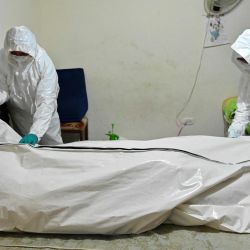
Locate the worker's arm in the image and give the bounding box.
[29,53,59,141]
[0,76,9,105]
[0,56,9,105]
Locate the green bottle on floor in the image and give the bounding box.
[106,123,119,140]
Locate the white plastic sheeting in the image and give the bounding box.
[0,119,250,234]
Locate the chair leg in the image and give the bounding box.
[85,123,88,140]
[80,131,84,141]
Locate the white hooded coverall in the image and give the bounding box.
[0,26,62,145]
[228,29,250,138]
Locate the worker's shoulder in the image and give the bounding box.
[34,45,55,71]
[35,45,53,63]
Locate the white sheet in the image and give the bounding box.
[0,119,250,234]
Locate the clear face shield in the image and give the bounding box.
[231,50,250,105]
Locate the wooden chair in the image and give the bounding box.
[57,68,88,141]
[60,117,88,140]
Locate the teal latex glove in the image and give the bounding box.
[19,134,38,145]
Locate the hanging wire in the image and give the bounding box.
[176,26,207,136]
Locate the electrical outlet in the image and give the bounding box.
[181,117,194,126]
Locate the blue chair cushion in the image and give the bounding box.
[57,68,88,122]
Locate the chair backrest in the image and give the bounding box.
[56,68,88,123]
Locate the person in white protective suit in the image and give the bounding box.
[0,26,63,145]
[228,29,250,138]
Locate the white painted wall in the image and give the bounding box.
[1,0,249,140]
[39,0,207,140]
[0,0,42,46]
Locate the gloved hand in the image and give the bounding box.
[228,123,246,138]
[19,134,38,145]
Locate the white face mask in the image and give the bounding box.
[8,54,33,68]
[11,55,29,63]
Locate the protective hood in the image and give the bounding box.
[4,26,37,58]
[231,51,250,73]
[231,29,250,65]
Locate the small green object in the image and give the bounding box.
[245,124,250,135]
[223,97,237,123]
[106,123,119,140]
